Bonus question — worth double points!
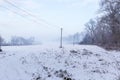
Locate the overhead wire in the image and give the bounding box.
[0,5,42,25]
[3,0,61,29]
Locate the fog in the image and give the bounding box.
[0,0,99,44]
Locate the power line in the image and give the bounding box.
[0,4,57,29]
[3,0,60,29]
[0,5,42,24]
[0,1,63,47]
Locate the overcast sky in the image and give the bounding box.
[0,0,100,43]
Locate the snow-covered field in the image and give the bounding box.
[0,45,120,80]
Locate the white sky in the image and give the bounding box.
[0,0,100,43]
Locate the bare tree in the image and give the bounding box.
[81,0,120,49]
[85,19,97,44]
[100,0,120,46]
[11,36,35,46]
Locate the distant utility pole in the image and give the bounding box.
[60,28,63,48]
[73,35,75,46]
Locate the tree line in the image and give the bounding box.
[0,36,34,46]
[81,0,120,49]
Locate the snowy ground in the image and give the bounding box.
[0,45,120,80]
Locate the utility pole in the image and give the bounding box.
[60,28,63,48]
[73,35,75,46]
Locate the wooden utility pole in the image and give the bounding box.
[73,35,75,46]
[60,28,63,48]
